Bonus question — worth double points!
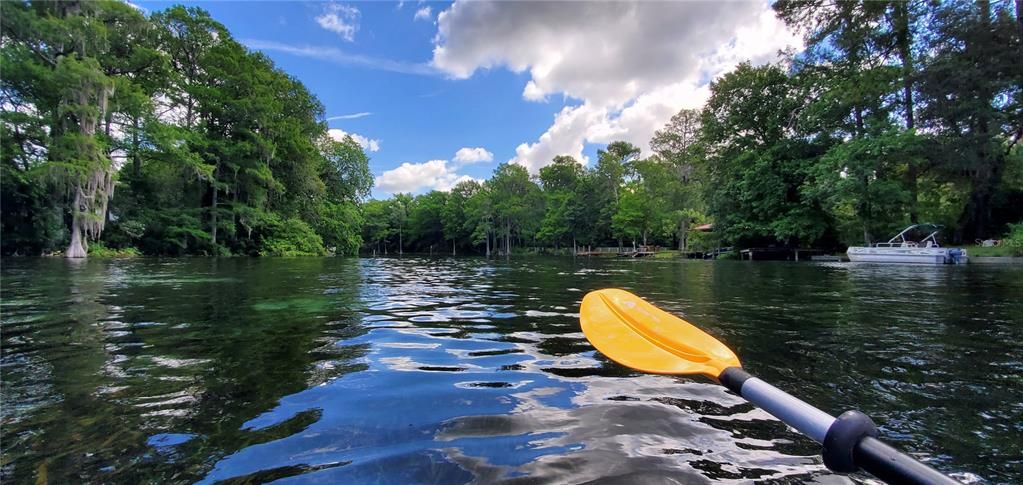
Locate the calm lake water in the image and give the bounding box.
[1,257,1020,484]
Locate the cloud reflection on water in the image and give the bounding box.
[197,258,830,483]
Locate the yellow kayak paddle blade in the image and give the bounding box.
[579,289,741,379]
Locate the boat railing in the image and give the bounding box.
[872,240,941,249]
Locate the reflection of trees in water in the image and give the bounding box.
[4,258,1017,482]
[2,259,139,483]
[698,262,1021,480]
[840,264,1023,478]
[133,258,370,482]
[1,258,369,482]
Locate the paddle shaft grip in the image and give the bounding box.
[718,367,958,484]
[720,367,834,442]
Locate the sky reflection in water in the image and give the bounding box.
[2,257,1019,483]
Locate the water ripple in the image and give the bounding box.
[1,258,1020,483]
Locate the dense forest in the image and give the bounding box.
[2,1,372,257]
[2,0,1021,258]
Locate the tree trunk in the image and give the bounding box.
[485,231,491,257]
[679,220,688,252]
[399,228,403,255]
[232,169,239,230]
[505,221,511,258]
[66,210,88,258]
[894,0,919,223]
[906,157,919,224]
[210,171,218,248]
[452,239,456,256]
[853,102,873,245]
[958,145,1003,241]
[65,80,115,259]
[132,116,141,177]
[860,177,872,245]
[955,0,1001,241]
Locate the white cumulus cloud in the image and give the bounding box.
[511,104,607,173]
[453,147,493,165]
[375,159,477,194]
[316,3,360,41]
[414,6,432,22]
[328,128,380,152]
[432,1,800,172]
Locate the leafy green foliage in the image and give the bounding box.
[259,217,326,257]
[699,63,832,246]
[489,163,543,252]
[537,156,583,248]
[361,199,394,254]
[321,135,374,204]
[914,1,1022,239]
[442,180,479,254]
[1004,223,1023,257]
[408,191,447,251]
[87,241,141,258]
[804,132,918,244]
[1,2,373,257]
[313,202,363,256]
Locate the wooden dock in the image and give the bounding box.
[740,248,828,261]
[575,247,621,257]
[810,255,846,262]
[576,246,658,258]
[686,247,733,259]
[619,247,656,258]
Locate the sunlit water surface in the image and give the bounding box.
[1,257,1020,483]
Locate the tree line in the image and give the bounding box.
[366,0,1022,256]
[3,1,1021,258]
[361,141,707,256]
[2,1,372,257]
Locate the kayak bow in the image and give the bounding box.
[579,288,958,485]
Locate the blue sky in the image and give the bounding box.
[137,1,799,198]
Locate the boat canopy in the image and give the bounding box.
[877,224,944,248]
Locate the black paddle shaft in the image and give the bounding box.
[856,437,960,485]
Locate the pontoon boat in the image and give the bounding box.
[847,225,968,264]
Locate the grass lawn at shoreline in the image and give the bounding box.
[653,250,681,259]
[963,244,1017,257]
